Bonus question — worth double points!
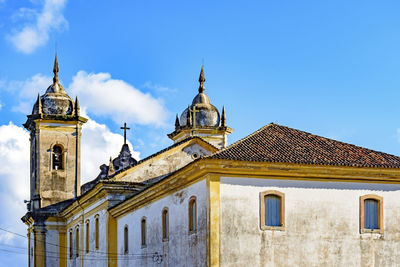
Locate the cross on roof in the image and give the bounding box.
[120,122,130,145]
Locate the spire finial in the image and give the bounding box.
[53,53,59,84]
[221,106,226,127]
[198,66,205,93]
[75,96,80,117]
[175,113,180,129]
[37,93,42,114]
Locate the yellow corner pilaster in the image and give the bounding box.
[59,230,67,267]
[107,212,118,267]
[33,225,46,267]
[207,174,220,267]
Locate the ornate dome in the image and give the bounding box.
[32,55,75,116]
[179,66,221,127]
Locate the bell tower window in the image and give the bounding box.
[52,145,63,170]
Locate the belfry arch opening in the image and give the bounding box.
[52,144,64,170]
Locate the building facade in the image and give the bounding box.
[22,56,400,267]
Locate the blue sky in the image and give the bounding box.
[1,0,400,265]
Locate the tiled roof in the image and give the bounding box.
[209,123,400,168]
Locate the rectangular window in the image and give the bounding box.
[360,195,383,233]
[260,190,285,230]
[162,208,169,241]
[188,197,197,233]
[85,221,89,253]
[124,226,129,254]
[141,218,146,247]
[75,228,79,257]
[265,195,281,226]
[364,199,379,229]
[95,216,99,250]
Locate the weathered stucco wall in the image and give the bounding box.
[45,228,59,267]
[220,177,400,267]
[117,179,207,267]
[36,124,80,207]
[118,143,212,183]
[66,199,108,267]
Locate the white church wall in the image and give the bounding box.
[219,177,400,267]
[45,229,59,267]
[117,179,207,267]
[66,198,108,267]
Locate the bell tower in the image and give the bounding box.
[23,55,87,210]
[168,66,233,149]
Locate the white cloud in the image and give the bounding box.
[143,81,178,93]
[5,71,169,129]
[0,122,30,246]
[7,0,68,54]
[7,73,52,113]
[80,111,140,184]
[69,71,169,127]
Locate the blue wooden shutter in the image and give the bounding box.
[364,199,379,229]
[265,195,281,226]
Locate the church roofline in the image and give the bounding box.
[109,136,218,179]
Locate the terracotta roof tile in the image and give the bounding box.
[209,123,400,168]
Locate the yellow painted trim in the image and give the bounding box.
[60,182,137,219]
[59,230,67,267]
[107,212,117,267]
[207,174,220,267]
[27,231,31,267]
[33,226,46,267]
[110,159,400,218]
[65,201,108,230]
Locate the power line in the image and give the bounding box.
[0,227,161,258]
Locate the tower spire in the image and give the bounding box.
[198,66,205,93]
[221,106,226,127]
[53,53,59,84]
[175,113,180,129]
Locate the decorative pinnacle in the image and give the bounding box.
[53,54,59,84]
[75,96,80,116]
[221,106,226,127]
[198,66,205,93]
[108,157,115,176]
[37,93,42,114]
[175,113,180,129]
[187,105,192,126]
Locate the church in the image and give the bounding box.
[22,56,400,267]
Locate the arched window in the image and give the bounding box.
[52,145,63,170]
[124,225,129,254]
[69,230,73,259]
[85,220,89,253]
[95,216,99,250]
[188,196,197,233]
[260,190,285,230]
[75,227,79,257]
[141,217,146,247]
[360,195,383,233]
[162,208,169,241]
